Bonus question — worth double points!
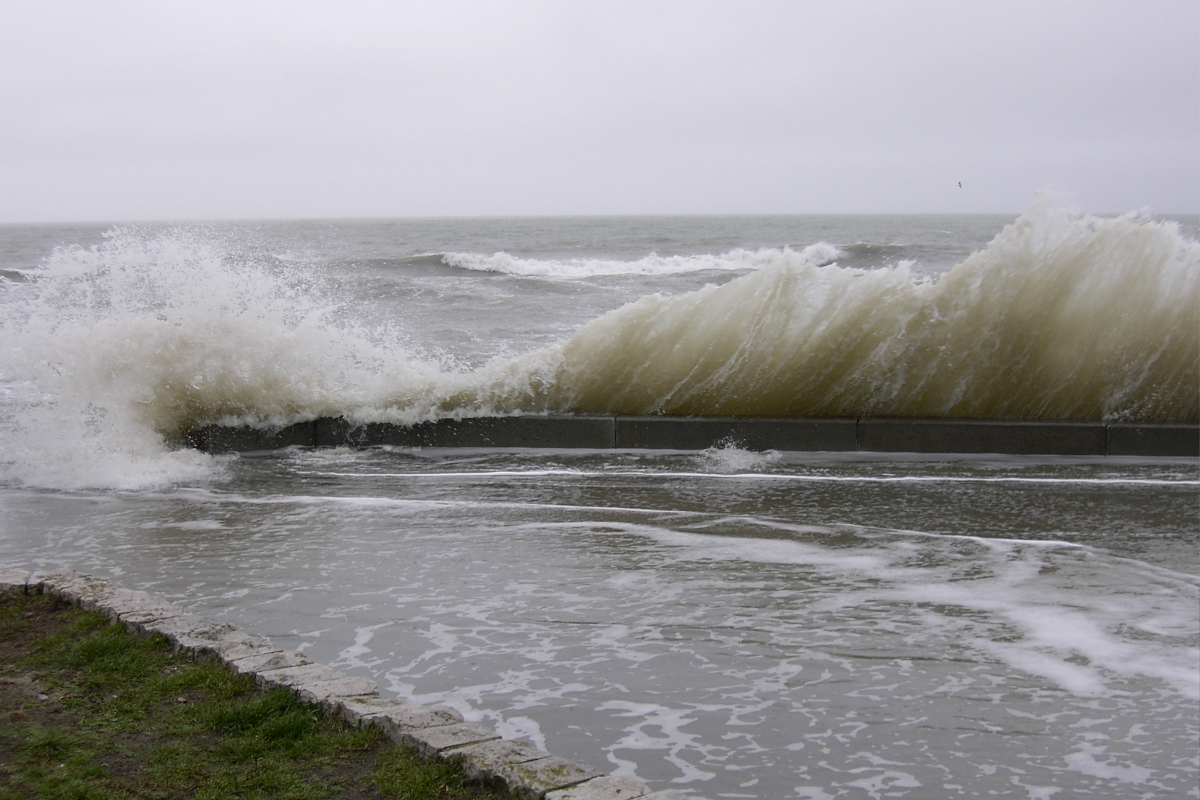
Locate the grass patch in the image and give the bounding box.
[0,592,508,800]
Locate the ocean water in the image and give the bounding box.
[0,203,1197,799]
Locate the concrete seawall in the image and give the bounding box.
[186,415,1200,457]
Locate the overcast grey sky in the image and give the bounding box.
[2,1,1196,221]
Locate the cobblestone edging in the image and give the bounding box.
[0,567,702,800]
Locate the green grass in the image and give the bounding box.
[0,592,509,800]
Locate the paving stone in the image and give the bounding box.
[395,721,500,755]
[109,599,257,662]
[336,696,463,730]
[392,702,464,727]
[296,675,379,706]
[30,569,73,589]
[497,756,605,800]
[118,602,190,626]
[141,613,248,656]
[0,568,30,594]
[332,694,402,727]
[449,737,549,780]
[203,633,278,663]
[64,574,114,607]
[99,589,208,629]
[35,570,103,604]
[175,626,271,660]
[140,611,216,638]
[77,582,123,612]
[91,587,156,621]
[546,775,654,800]
[227,648,311,675]
[256,662,345,689]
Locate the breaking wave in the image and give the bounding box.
[442,242,843,279]
[0,198,1195,488]
[452,201,1199,422]
[0,229,440,487]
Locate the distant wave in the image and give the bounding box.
[386,254,454,270]
[351,253,467,275]
[441,242,843,279]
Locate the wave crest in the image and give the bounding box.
[468,203,1198,422]
[442,242,843,279]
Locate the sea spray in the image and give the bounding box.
[471,202,1198,422]
[697,441,783,473]
[1,202,1196,490]
[0,227,437,488]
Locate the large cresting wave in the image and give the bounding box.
[446,201,1198,422]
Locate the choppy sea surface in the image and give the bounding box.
[1,205,1197,798]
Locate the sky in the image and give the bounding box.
[1,1,1197,221]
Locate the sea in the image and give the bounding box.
[1,200,1197,799]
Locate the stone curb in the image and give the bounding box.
[0,567,708,800]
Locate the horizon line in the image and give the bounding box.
[4,208,1197,227]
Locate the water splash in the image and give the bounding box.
[493,201,1198,421]
[0,227,436,488]
[697,441,782,473]
[1,200,1196,489]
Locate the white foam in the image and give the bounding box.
[1064,742,1154,784]
[0,226,439,489]
[598,700,719,782]
[442,243,842,279]
[162,520,225,531]
[696,442,782,473]
[575,521,1200,701]
[331,623,391,671]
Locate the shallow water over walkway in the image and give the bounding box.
[3,447,1196,799]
